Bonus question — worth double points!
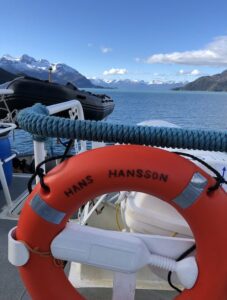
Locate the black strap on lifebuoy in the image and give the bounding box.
[174,152,227,193]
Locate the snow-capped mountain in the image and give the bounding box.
[0,54,95,88]
[0,54,186,90]
[90,78,185,90]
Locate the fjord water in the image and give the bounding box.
[11,90,227,155]
[103,89,227,130]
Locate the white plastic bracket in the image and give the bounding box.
[8,227,29,267]
[51,223,198,289]
[8,224,198,290]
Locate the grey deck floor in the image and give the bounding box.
[0,219,27,300]
[0,174,30,210]
[0,174,31,299]
[80,288,177,300]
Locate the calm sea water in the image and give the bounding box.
[10,89,227,155]
[103,89,227,129]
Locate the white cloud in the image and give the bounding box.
[101,47,112,54]
[134,57,141,62]
[191,69,202,75]
[146,36,227,66]
[103,68,128,75]
[178,69,203,76]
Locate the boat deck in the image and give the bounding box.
[0,175,178,299]
[0,174,30,299]
[0,219,27,300]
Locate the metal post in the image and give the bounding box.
[0,120,16,208]
[33,140,46,183]
[0,160,13,207]
[33,100,85,183]
[112,272,137,300]
[80,194,107,225]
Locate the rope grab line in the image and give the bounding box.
[17,103,227,152]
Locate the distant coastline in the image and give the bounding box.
[174,70,227,92]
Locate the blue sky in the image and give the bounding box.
[1,0,227,82]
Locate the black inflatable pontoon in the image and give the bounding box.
[0,77,114,120]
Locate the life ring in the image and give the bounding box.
[16,145,227,300]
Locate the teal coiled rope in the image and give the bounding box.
[17,103,227,152]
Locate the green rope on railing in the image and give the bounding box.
[17,103,227,152]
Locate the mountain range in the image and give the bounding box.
[175,69,227,92]
[0,54,95,88]
[90,78,185,90]
[0,54,185,90]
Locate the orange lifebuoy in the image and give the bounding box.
[16,145,227,300]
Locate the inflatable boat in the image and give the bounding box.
[0,77,114,121]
